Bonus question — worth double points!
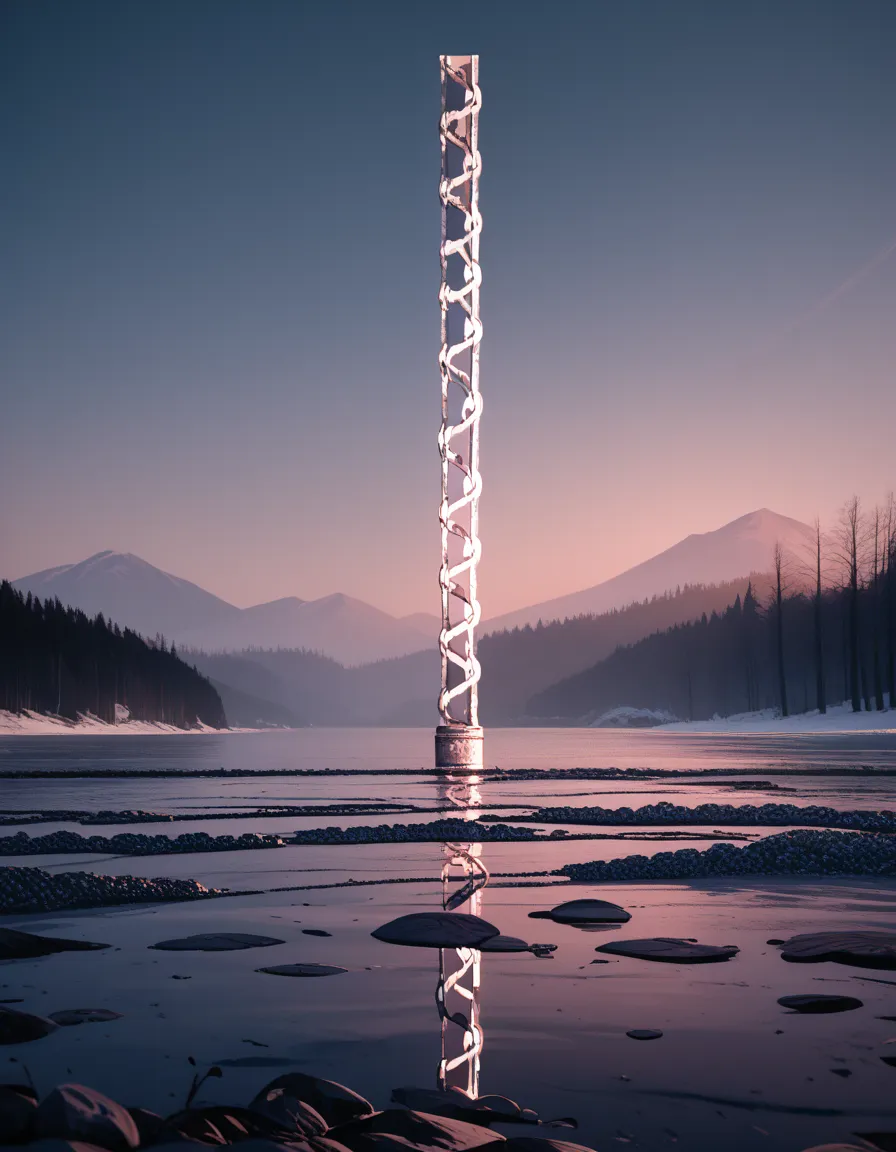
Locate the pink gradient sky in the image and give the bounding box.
[2,2,895,618]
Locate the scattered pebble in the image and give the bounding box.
[626,1029,663,1040]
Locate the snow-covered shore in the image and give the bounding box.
[658,700,894,734]
[0,709,237,736]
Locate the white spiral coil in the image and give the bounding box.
[439,55,483,728]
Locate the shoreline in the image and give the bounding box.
[0,709,256,737]
[657,701,895,734]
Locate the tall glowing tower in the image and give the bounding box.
[436,54,484,771]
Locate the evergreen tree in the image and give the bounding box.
[0,582,226,728]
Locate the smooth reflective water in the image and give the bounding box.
[3,725,896,774]
[2,727,895,1151]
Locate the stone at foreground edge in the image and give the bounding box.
[36,1085,140,1150]
[255,1073,373,1127]
[0,1005,59,1045]
[488,1140,600,1152]
[0,927,110,960]
[776,931,896,969]
[332,1109,504,1152]
[4,1071,603,1152]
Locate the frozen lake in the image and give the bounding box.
[4,724,896,775]
[2,727,896,1151]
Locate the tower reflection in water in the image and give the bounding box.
[435,772,487,1097]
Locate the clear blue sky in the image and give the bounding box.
[2,0,895,616]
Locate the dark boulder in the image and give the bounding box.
[0,927,109,960]
[149,933,284,951]
[486,1140,597,1152]
[162,1104,280,1144]
[390,1089,524,1126]
[371,914,500,950]
[257,964,347,978]
[778,995,864,1014]
[256,1074,373,1128]
[249,1088,329,1137]
[596,938,738,964]
[776,932,896,970]
[0,1005,59,1045]
[547,900,630,925]
[331,1110,505,1152]
[36,1084,140,1150]
[0,1083,38,1141]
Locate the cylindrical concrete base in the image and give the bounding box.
[435,724,484,769]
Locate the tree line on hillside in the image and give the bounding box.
[189,578,774,726]
[529,496,896,721]
[0,582,226,728]
[476,575,770,723]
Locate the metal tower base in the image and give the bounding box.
[435,724,484,769]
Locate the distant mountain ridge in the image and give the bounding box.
[193,574,771,727]
[482,508,814,633]
[13,551,238,641]
[178,592,436,666]
[11,508,812,674]
[12,551,434,666]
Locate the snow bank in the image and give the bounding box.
[0,709,234,736]
[657,700,895,734]
[589,706,679,728]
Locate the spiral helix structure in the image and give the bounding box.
[435,772,488,1096]
[437,54,483,759]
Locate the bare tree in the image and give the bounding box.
[885,493,896,709]
[813,517,826,714]
[871,507,885,710]
[773,542,788,717]
[832,497,863,712]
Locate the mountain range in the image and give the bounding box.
[10,508,811,668]
[12,552,438,666]
[482,508,815,633]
